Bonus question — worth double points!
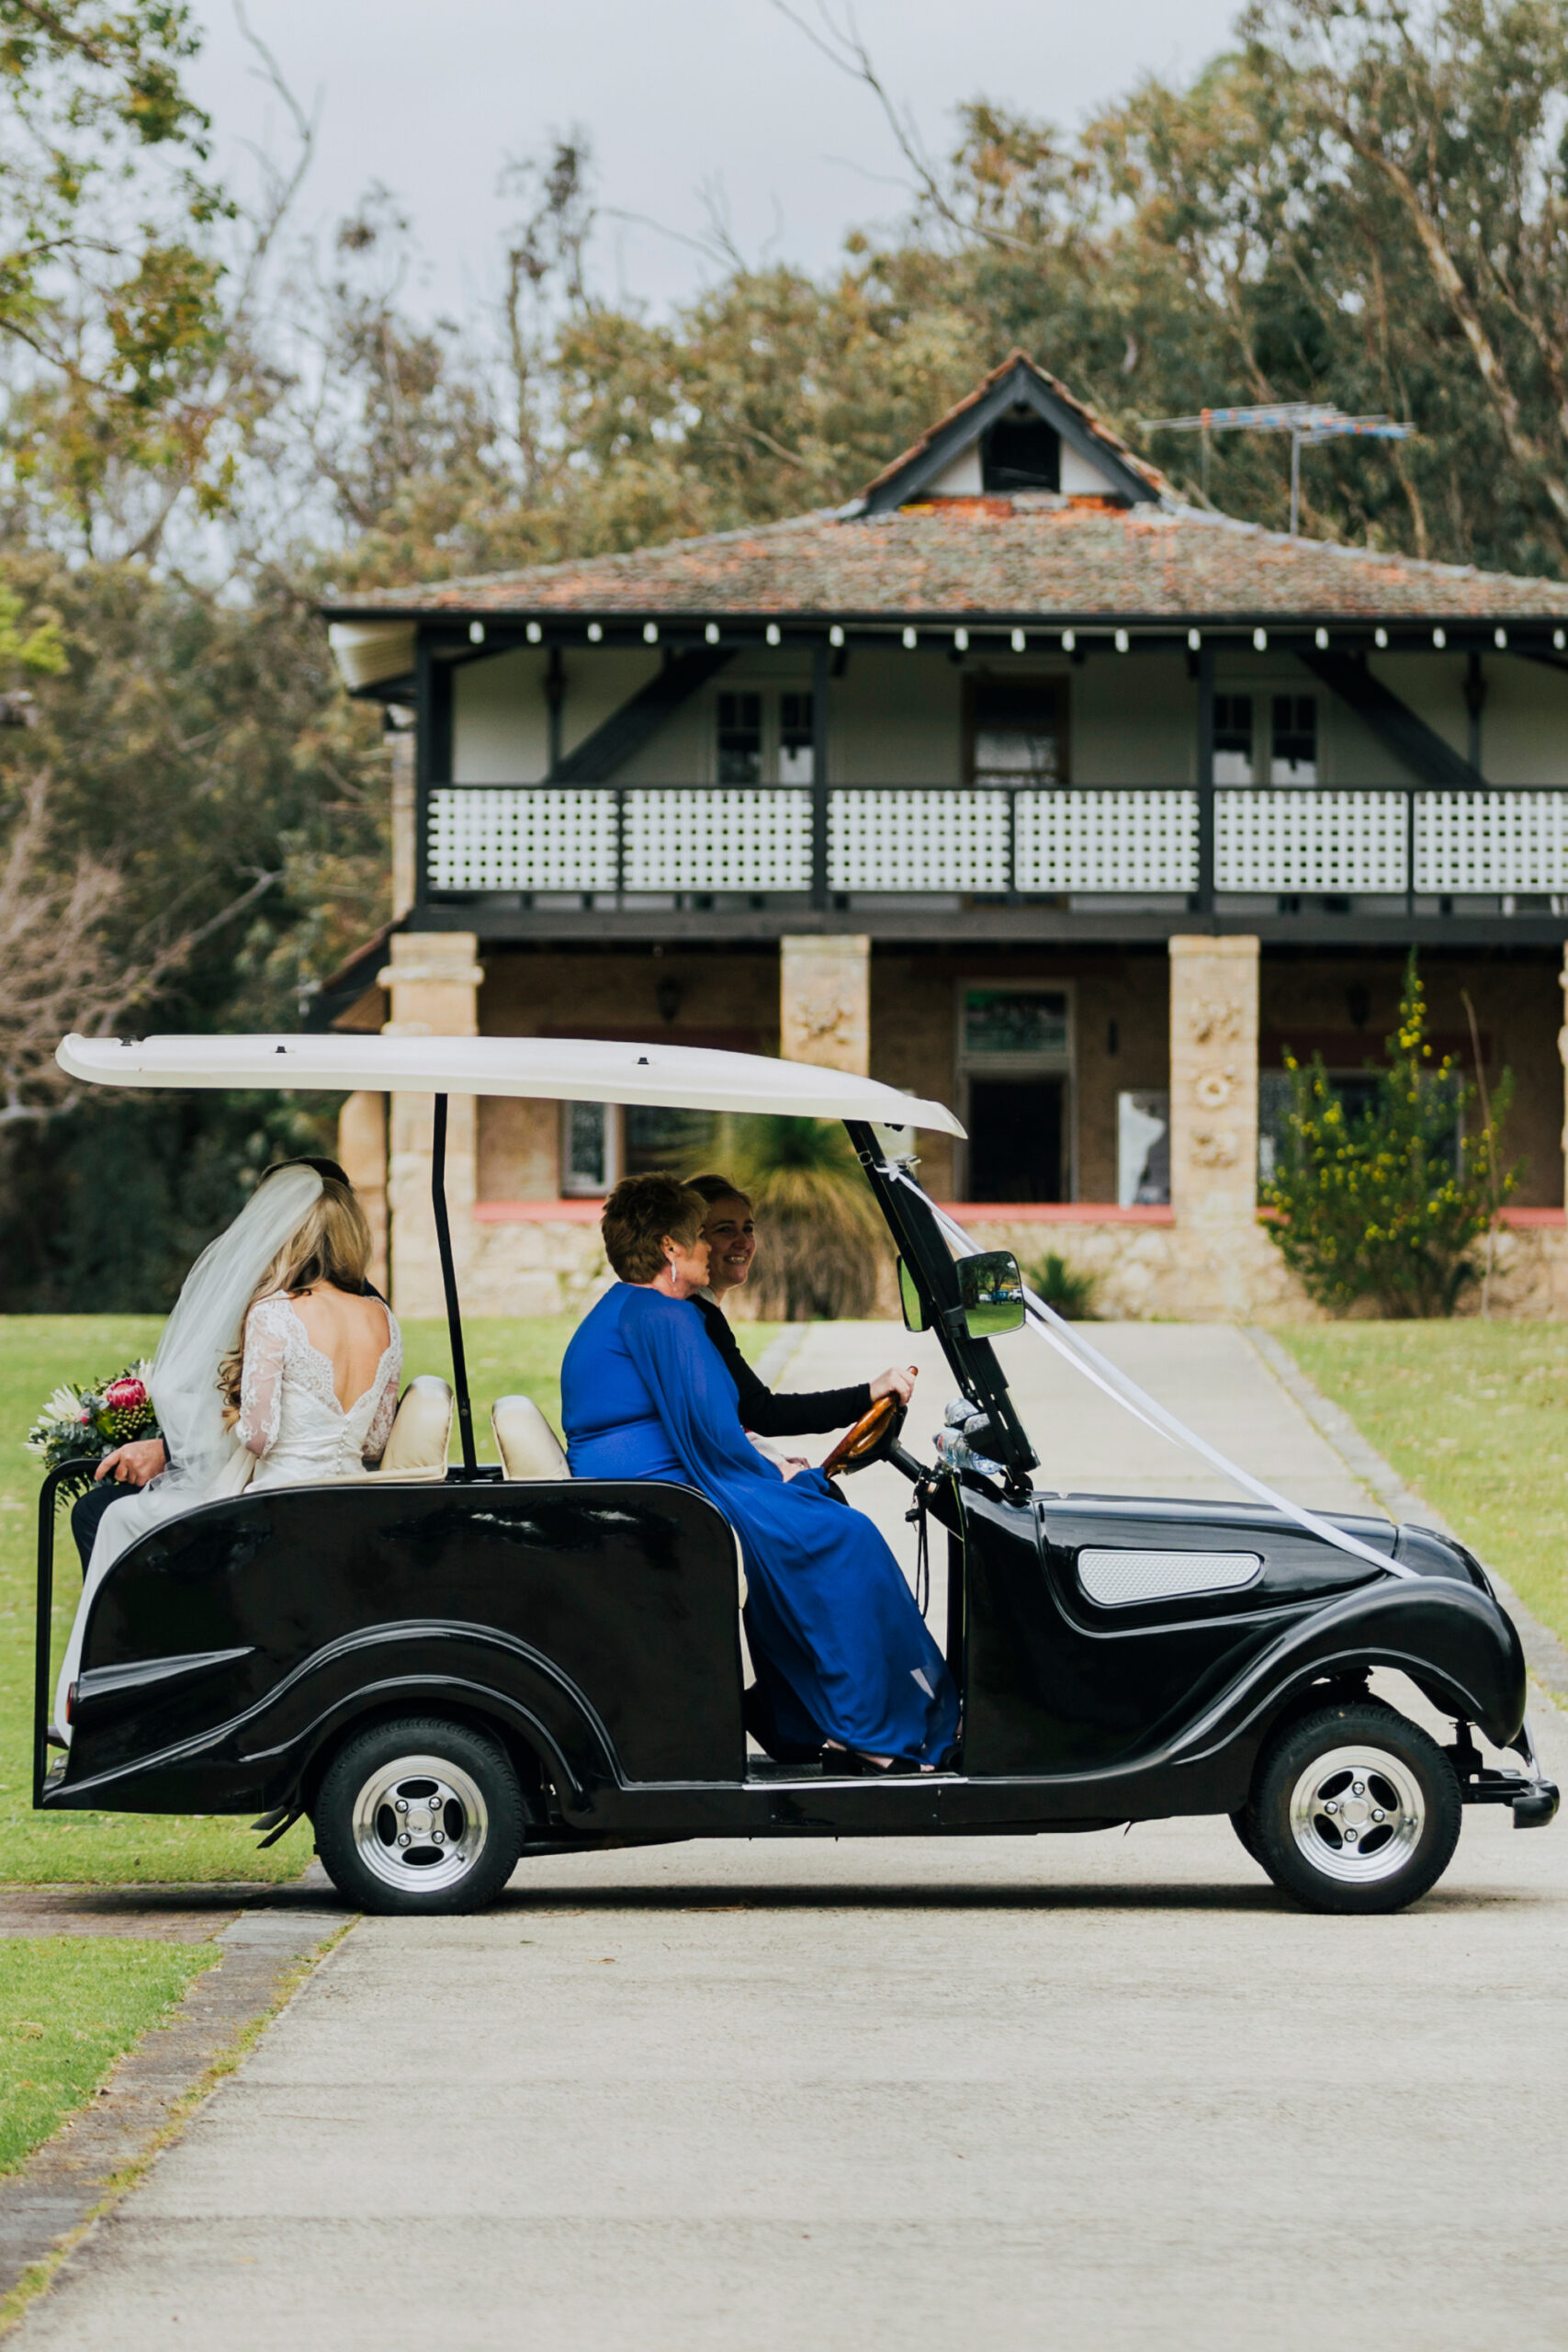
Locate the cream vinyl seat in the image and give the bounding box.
[491,1394,570,1481]
[373,1375,454,1480]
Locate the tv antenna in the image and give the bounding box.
[1139,402,1416,536]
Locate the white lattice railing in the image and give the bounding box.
[1216,789,1409,892]
[428,787,618,892]
[428,783,1568,900]
[1017,789,1199,892]
[828,788,1011,891]
[624,789,812,891]
[1416,791,1568,893]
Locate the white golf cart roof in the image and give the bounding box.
[56,1033,966,1137]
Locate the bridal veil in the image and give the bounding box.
[55,1163,324,1736]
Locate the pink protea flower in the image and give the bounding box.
[104,1377,147,1411]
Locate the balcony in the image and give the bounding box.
[420,782,1568,944]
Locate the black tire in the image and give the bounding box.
[1243,1700,1461,1916]
[312,1715,525,1916]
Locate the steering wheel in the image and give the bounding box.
[822,1395,906,1478]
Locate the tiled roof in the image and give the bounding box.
[325,495,1568,625]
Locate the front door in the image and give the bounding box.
[957,982,1074,1202]
[966,1077,1065,1202]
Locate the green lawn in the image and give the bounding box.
[2,1311,781,1884]
[1279,1323,1568,1648]
[0,1936,217,2176]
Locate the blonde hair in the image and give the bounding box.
[219,1177,373,1419]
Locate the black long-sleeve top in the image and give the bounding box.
[692,1295,873,1438]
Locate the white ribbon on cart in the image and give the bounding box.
[908,1182,1417,1583]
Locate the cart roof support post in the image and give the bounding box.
[431,1094,478,1475]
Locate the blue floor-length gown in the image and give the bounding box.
[561,1283,958,1764]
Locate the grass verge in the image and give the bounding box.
[0,1918,352,2337]
[1277,1322,1568,1651]
[0,1937,216,2177]
[2,1312,782,1884]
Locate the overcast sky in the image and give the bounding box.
[188,1,1242,320]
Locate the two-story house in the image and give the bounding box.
[319,351,1568,1318]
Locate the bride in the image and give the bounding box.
[55,1162,401,1740]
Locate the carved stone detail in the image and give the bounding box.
[1186,998,1246,1046]
[1192,1068,1236,1111]
[780,934,871,1077]
[1168,936,1259,1253]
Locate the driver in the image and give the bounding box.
[561,1175,957,1776]
[685,1173,916,1447]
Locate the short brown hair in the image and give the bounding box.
[687,1171,753,1212]
[602,1171,707,1283]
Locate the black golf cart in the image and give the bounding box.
[38,1030,1557,1917]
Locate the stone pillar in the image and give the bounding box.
[780,934,870,1075]
[337,1090,389,1296]
[1168,936,1260,1313]
[1559,944,1568,1211]
[378,931,483,1317]
[389,724,417,922]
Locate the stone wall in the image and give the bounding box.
[469,1209,609,1317]
[952,1208,1568,1323]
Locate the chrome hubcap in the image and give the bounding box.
[351,1754,489,1894]
[1288,1743,1424,1884]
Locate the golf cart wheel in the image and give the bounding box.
[1243,1701,1461,1916]
[313,1716,525,1916]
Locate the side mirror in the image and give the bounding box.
[958,1250,1026,1339]
[897,1258,929,1334]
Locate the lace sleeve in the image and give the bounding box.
[237,1295,294,1458]
[364,1311,403,1463]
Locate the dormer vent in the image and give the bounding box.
[982,409,1061,494]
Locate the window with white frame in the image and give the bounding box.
[779,692,814,784]
[561,1101,619,1196]
[559,1102,718,1197]
[1213,694,1254,785]
[716,692,762,784]
[1270,695,1317,785]
[715,689,814,785]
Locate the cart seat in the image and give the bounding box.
[491,1394,570,1481]
[374,1374,454,1480]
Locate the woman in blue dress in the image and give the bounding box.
[561,1173,958,1772]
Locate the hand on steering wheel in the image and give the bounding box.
[822,1394,905,1478]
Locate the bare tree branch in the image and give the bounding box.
[766,0,1034,254]
[0,773,280,1125]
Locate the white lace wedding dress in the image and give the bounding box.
[57,1287,403,1742]
[237,1293,401,1487]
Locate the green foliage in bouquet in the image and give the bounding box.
[1262,960,1519,1318]
[28,1363,160,1498]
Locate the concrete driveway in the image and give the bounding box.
[17,1326,1568,2352]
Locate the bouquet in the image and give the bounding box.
[28,1363,161,1498]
